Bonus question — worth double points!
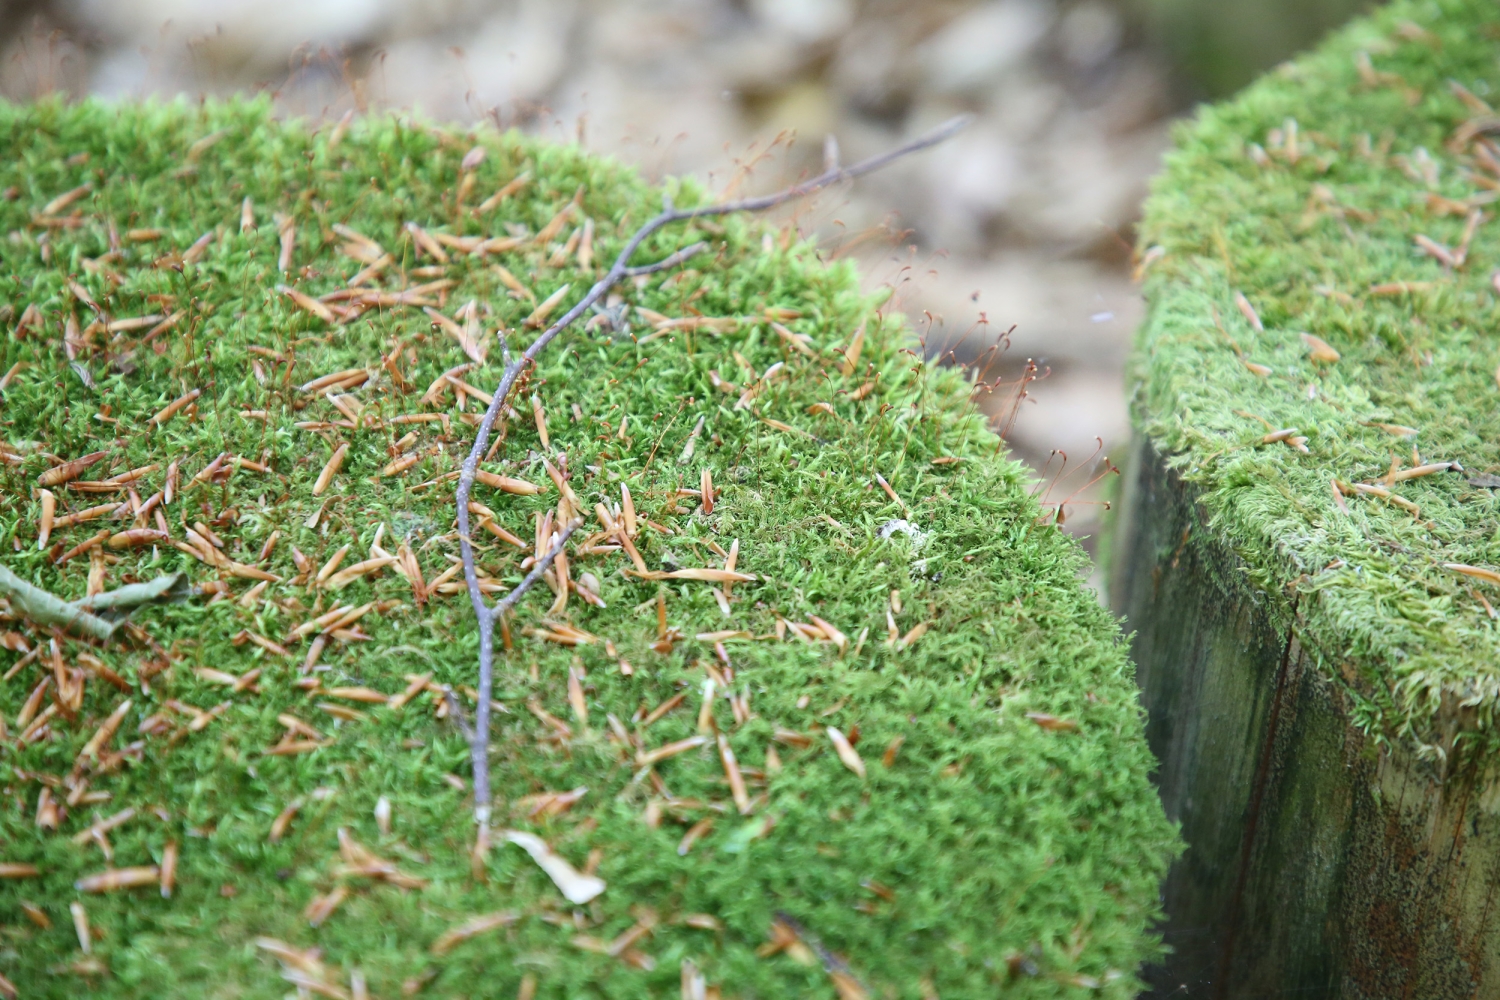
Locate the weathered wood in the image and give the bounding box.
[1112,438,1500,999]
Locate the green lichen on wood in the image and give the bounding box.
[0,99,1175,998]
[1134,0,1500,758]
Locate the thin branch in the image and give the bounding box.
[467,517,582,823]
[622,240,709,278]
[451,114,971,825]
[489,518,583,623]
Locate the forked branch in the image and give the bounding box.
[453,114,972,826]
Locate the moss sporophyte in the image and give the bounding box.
[0,99,1174,998]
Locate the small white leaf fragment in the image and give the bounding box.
[502,829,606,904]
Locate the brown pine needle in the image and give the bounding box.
[1234,291,1264,332]
[41,183,92,216]
[158,841,178,898]
[71,902,91,953]
[492,263,535,301]
[809,616,848,652]
[323,556,397,591]
[313,443,349,496]
[719,733,751,814]
[532,394,550,449]
[1301,332,1341,363]
[636,735,708,767]
[324,686,391,704]
[827,727,866,777]
[476,471,543,496]
[75,866,159,893]
[39,451,107,487]
[526,284,571,328]
[278,284,334,323]
[37,488,54,549]
[896,621,929,651]
[1390,462,1457,481]
[479,172,531,213]
[567,664,589,728]
[1026,712,1079,732]
[404,222,450,263]
[621,483,638,536]
[1445,563,1500,585]
[534,195,578,245]
[874,472,907,510]
[78,699,131,763]
[269,798,306,842]
[677,818,714,856]
[430,912,519,955]
[839,321,865,375]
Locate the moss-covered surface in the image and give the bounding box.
[0,101,1176,998]
[1133,0,1500,761]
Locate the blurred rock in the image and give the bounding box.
[748,0,854,45]
[915,0,1054,97]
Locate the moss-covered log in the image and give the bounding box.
[0,101,1176,998]
[1116,1,1500,995]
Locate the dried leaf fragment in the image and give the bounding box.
[502,830,605,904]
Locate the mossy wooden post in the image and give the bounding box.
[1114,1,1500,996]
[0,100,1178,995]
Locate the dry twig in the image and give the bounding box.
[451,115,971,826]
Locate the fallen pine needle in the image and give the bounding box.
[1445,563,1500,586]
[636,735,708,767]
[476,471,543,495]
[1301,332,1341,363]
[324,686,391,704]
[874,472,908,510]
[270,798,306,842]
[75,866,159,893]
[826,727,865,777]
[314,443,349,496]
[305,885,349,927]
[430,911,519,954]
[1026,712,1079,732]
[71,902,91,953]
[160,841,178,898]
[719,733,751,814]
[678,818,714,856]
[149,388,200,427]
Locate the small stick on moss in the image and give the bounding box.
[450,117,970,827]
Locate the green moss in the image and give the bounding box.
[0,99,1175,998]
[1134,0,1500,757]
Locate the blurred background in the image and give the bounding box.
[0,0,1371,586]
